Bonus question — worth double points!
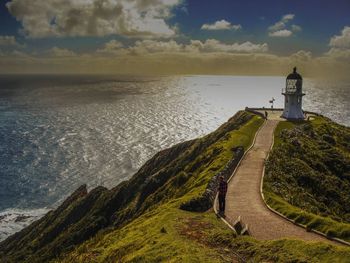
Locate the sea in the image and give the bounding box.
[0,74,349,241]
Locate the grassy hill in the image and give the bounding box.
[1,111,350,262]
[264,115,350,242]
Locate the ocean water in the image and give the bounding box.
[0,74,349,241]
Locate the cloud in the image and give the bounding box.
[1,45,350,80]
[269,29,293,37]
[268,14,301,37]
[96,40,126,55]
[325,48,350,60]
[130,39,184,54]
[96,39,184,55]
[325,26,350,61]
[11,50,33,58]
[329,26,350,49]
[201,20,242,30]
[290,50,312,62]
[6,0,181,38]
[97,38,268,55]
[46,47,76,57]
[0,35,23,47]
[268,21,285,33]
[268,14,294,32]
[186,39,268,53]
[291,24,302,32]
[95,39,268,56]
[282,14,295,21]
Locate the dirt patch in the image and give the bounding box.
[177,216,242,263]
[177,216,213,246]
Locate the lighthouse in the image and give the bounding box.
[281,67,305,120]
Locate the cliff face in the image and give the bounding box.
[0,111,261,262]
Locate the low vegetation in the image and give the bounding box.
[58,210,350,263]
[0,111,263,262]
[2,111,350,262]
[265,115,350,242]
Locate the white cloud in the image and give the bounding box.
[104,40,124,50]
[290,50,312,62]
[329,26,350,49]
[97,39,183,55]
[268,21,285,32]
[96,39,268,55]
[269,29,293,37]
[268,14,294,32]
[325,48,350,60]
[130,39,184,54]
[11,50,33,58]
[186,39,268,53]
[325,26,350,61]
[97,40,125,55]
[282,14,295,21]
[46,47,76,57]
[6,0,181,38]
[268,14,301,38]
[291,24,302,32]
[2,45,350,79]
[0,35,22,47]
[201,20,241,30]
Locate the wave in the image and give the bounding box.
[0,208,50,241]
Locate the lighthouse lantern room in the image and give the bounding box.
[281,67,305,120]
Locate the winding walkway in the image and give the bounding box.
[225,119,337,244]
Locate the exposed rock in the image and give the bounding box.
[14,215,31,223]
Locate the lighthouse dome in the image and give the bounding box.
[287,67,302,80]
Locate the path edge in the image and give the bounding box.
[213,116,267,232]
[259,121,350,247]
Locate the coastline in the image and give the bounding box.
[1,110,350,262]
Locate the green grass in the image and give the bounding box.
[1,111,266,263]
[58,202,350,263]
[273,120,305,147]
[265,192,350,241]
[173,114,264,205]
[230,236,350,263]
[265,115,350,243]
[55,203,237,262]
[57,113,350,262]
[53,113,264,263]
[4,111,350,263]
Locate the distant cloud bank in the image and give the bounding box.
[96,39,268,55]
[326,26,350,59]
[0,35,23,47]
[0,2,349,79]
[329,26,350,49]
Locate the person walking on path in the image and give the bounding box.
[265,111,268,119]
[218,176,228,216]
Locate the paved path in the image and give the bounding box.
[225,119,336,244]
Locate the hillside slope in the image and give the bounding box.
[0,111,262,262]
[2,112,350,263]
[264,116,350,242]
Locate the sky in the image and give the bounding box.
[0,0,349,77]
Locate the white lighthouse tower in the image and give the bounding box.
[281,67,305,120]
